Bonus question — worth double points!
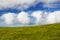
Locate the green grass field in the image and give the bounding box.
[0,23,60,40]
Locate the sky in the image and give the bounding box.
[0,0,60,26]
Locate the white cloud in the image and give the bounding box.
[0,11,30,25]
[0,0,37,10]
[46,11,60,24]
[31,11,43,24]
[41,0,59,3]
[17,12,30,24]
[0,11,60,26]
[31,11,60,25]
[0,0,59,10]
[38,0,60,8]
[1,13,16,24]
[46,12,56,24]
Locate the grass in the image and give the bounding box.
[0,23,60,40]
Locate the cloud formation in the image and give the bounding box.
[31,11,60,25]
[1,13,16,24]
[0,11,60,26]
[0,11,30,25]
[31,11,43,24]
[46,11,60,24]
[0,0,60,10]
[17,12,30,24]
[0,0,37,10]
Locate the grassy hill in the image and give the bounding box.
[0,23,60,40]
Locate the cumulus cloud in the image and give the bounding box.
[31,11,60,25]
[0,11,60,26]
[31,11,43,24]
[46,11,60,24]
[17,12,30,24]
[0,11,30,25]
[31,11,49,25]
[0,0,60,10]
[46,12,56,24]
[1,13,16,24]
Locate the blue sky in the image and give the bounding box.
[0,0,60,26]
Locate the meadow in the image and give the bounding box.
[0,23,60,40]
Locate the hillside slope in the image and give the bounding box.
[0,23,60,40]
